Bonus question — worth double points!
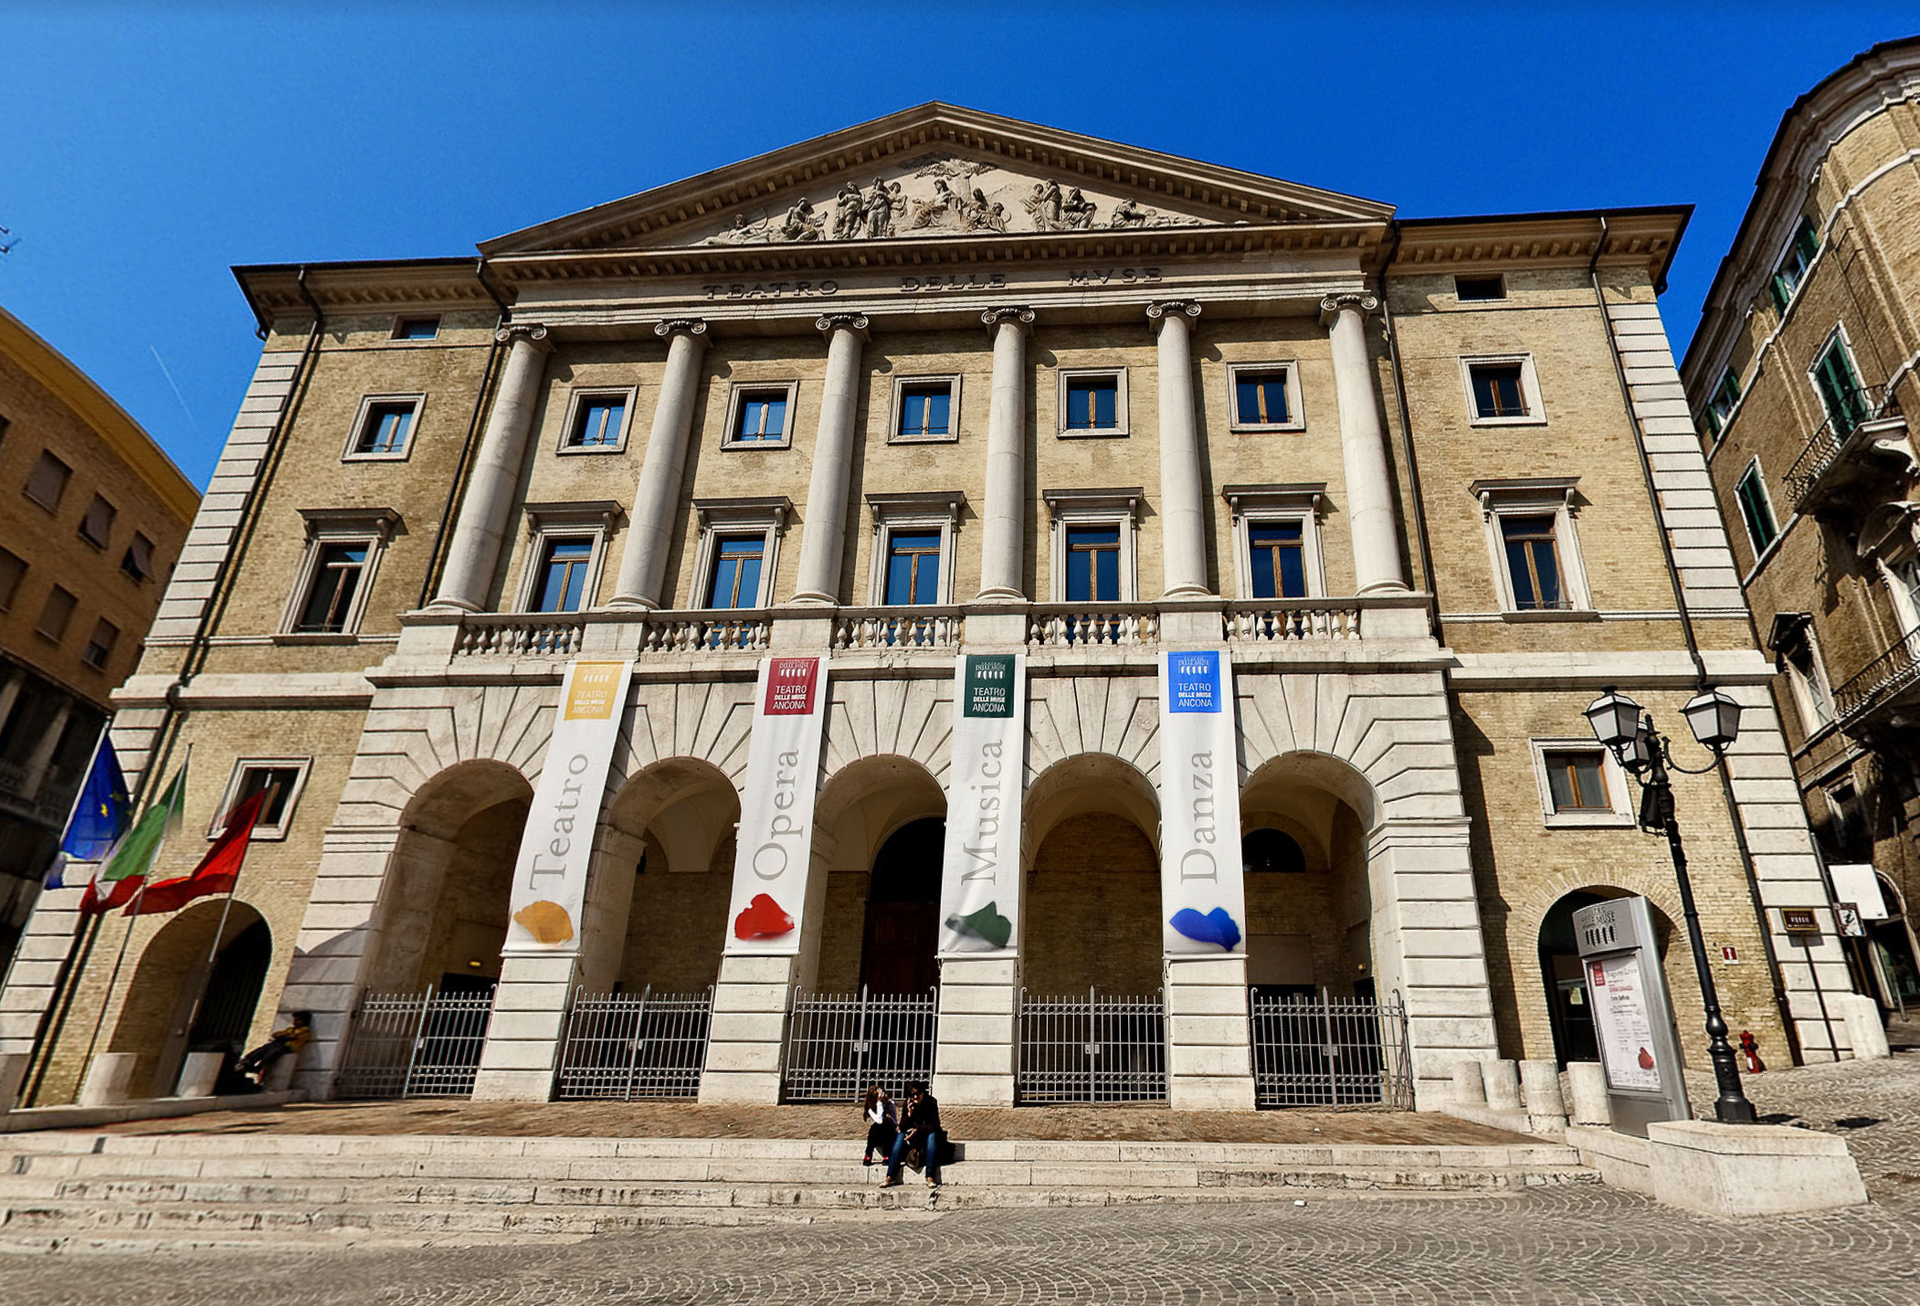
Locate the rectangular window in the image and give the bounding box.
[568,396,627,449]
[897,384,952,440]
[1234,371,1290,427]
[37,584,77,642]
[79,494,116,548]
[734,389,789,444]
[705,535,766,609]
[392,317,440,341]
[1735,463,1779,556]
[1065,524,1122,601]
[0,546,25,608]
[1812,335,1867,437]
[296,542,370,632]
[1706,368,1741,436]
[1783,641,1835,730]
[213,761,308,840]
[1248,521,1307,599]
[533,536,595,613]
[24,450,71,510]
[353,400,416,457]
[1470,363,1528,419]
[82,618,119,671]
[1544,750,1610,812]
[1770,217,1820,311]
[1501,514,1565,610]
[1065,377,1120,431]
[121,532,155,583]
[1455,275,1506,301]
[884,530,942,605]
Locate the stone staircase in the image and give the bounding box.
[0,1130,1599,1248]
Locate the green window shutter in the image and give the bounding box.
[1770,274,1790,312]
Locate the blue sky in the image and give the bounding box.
[2,4,1914,487]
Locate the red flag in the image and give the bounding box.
[126,789,269,917]
[80,873,144,915]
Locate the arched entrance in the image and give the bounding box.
[1538,886,1680,1068]
[861,817,943,994]
[1867,873,1920,1013]
[810,755,946,994]
[1022,754,1162,995]
[1240,754,1376,1001]
[109,900,271,1097]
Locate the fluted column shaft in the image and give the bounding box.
[1149,301,1212,598]
[1323,295,1409,594]
[432,324,553,611]
[611,320,709,608]
[977,307,1034,600]
[790,314,870,604]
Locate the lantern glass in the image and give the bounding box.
[1584,689,1644,751]
[1619,726,1656,774]
[1683,688,1742,752]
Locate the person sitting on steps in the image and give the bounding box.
[234,1011,313,1089]
[881,1081,943,1188]
[861,1084,897,1165]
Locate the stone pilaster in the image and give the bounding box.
[1148,301,1212,598]
[1321,295,1409,595]
[789,314,870,605]
[610,319,709,609]
[977,307,1035,601]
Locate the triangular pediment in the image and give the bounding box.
[481,104,1393,256]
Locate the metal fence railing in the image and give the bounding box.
[1017,988,1167,1104]
[782,986,937,1102]
[553,987,712,1100]
[333,986,495,1100]
[1250,989,1413,1109]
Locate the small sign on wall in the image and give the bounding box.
[1781,907,1821,935]
[1836,902,1867,938]
[1720,945,1739,963]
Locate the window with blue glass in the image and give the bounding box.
[732,389,790,444]
[567,395,627,449]
[897,384,952,440]
[884,530,942,605]
[353,400,416,456]
[391,317,440,341]
[1500,515,1565,610]
[1469,363,1528,419]
[534,537,595,613]
[706,535,765,609]
[1065,524,1122,601]
[1065,376,1120,432]
[1234,370,1291,427]
[1248,521,1307,599]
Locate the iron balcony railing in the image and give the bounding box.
[782,986,938,1102]
[1783,383,1901,507]
[1016,987,1167,1104]
[554,986,712,1100]
[333,985,495,1099]
[1249,989,1414,1110]
[1832,628,1920,730]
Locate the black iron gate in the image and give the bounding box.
[1249,989,1413,1108]
[781,986,937,1101]
[1016,987,1167,1104]
[333,986,495,1099]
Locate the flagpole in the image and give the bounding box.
[172,782,279,1084]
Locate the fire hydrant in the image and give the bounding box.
[1739,1029,1766,1073]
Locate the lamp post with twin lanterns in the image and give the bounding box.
[1583,685,1758,1125]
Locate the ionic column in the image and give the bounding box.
[977,307,1035,601]
[1321,294,1409,594]
[431,323,553,611]
[789,313,869,605]
[1148,301,1212,598]
[610,319,709,609]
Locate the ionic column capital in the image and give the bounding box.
[654,318,710,346]
[1146,300,1202,330]
[493,321,553,351]
[1318,293,1379,328]
[815,312,870,340]
[981,305,1036,334]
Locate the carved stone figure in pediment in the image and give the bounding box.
[1025,179,1064,230]
[961,187,1008,233]
[833,182,864,240]
[709,212,770,244]
[779,197,823,242]
[911,179,969,230]
[1108,197,1147,229]
[863,178,903,239]
[1063,187,1098,229]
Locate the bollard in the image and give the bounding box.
[1451,1060,1487,1105]
[1566,1061,1611,1126]
[1520,1059,1568,1135]
[1482,1058,1522,1110]
[0,1052,29,1112]
[175,1052,224,1098]
[78,1053,138,1107]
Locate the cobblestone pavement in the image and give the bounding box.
[3,1053,1916,1305]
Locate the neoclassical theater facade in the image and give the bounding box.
[1,106,1860,1112]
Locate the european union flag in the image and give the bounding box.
[46,740,131,888]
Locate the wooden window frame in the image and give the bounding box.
[865,492,963,606]
[721,381,800,450]
[1459,354,1546,427]
[1226,362,1305,433]
[1056,368,1129,439]
[342,394,425,463]
[558,386,637,455]
[887,374,962,445]
[1529,739,1634,828]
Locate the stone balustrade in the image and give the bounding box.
[1026,604,1161,648]
[451,613,587,658]
[636,611,773,655]
[833,607,963,650]
[1224,602,1362,643]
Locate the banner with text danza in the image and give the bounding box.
[1157,650,1246,956]
[506,660,633,951]
[938,653,1026,956]
[725,655,831,955]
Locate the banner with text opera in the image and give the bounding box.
[938,653,1026,956]
[506,659,632,950]
[1157,650,1247,956]
[725,655,832,955]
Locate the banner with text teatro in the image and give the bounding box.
[938,653,1026,956]
[1156,650,1246,956]
[506,660,632,951]
[725,655,832,955]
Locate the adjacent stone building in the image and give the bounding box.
[1,105,1855,1112]
[0,306,197,969]
[1682,37,1920,1022]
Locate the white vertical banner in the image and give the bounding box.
[506,660,632,951]
[938,653,1026,956]
[725,655,832,955]
[1156,649,1246,956]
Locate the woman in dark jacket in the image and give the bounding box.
[861,1085,897,1165]
[881,1082,944,1188]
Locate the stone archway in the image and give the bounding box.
[809,755,947,994]
[108,899,271,1097]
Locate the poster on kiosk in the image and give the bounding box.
[1573,894,1691,1136]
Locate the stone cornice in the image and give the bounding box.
[1388,209,1687,287]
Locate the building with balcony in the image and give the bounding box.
[1,105,1853,1112]
[1683,37,1920,1023]
[0,306,197,970]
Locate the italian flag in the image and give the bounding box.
[79,765,188,916]
[127,786,271,916]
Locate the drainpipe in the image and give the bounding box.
[1588,217,1810,1063]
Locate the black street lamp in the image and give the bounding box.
[1584,686,1758,1125]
